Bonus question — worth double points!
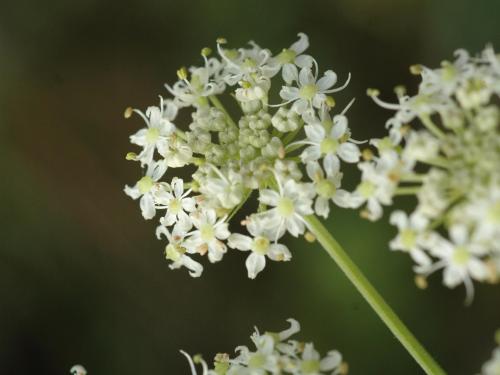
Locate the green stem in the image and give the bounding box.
[419,115,446,139]
[400,173,425,183]
[395,186,421,195]
[304,215,446,375]
[209,95,237,128]
[420,157,449,169]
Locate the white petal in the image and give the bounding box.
[304,124,325,142]
[338,143,360,163]
[282,64,298,84]
[228,233,252,251]
[323,154,340,176]
[172,178,184,197]
[295,54,313,68]
[290,32,309,54]
[299,67,315,86]
[331,115,347,138]
[140,194,156,220]
[279,86,299,101]
[181,197,196,212]
[328,188,346,206]
[286,216,304,237]
[182,255,203,277]
[306,161,323,181]
[410,248,432,267]
[215,222,230,240]
[124,184,141,200]
[449,224,468,245]
[468,259,488,281]
[316,70,337,91]
[245,253,266,279]
[259,189,281,206]
[315,197,329,218]
[292,98,308,114]
[268,243,292,261]
[443,266,463,287]
[389,210,408,229]
[320,350,342,371]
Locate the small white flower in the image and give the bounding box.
[166,59,225,108]
[200,165,245,209]
[279,65,350,114]
[349,161,396,221]
[160,135,193,168]
[184,209,230,263]
[233,333,279,374]
[228,219,291,279]
[129,98,177,166]
[157,216,204,277]
[389,210,431,266]
[417,226,489,303]
[294,344,342,375]
[124,161,167,220]
[218,40,280,87]
[273,32,313,81]
[306,161,351,218]
[258,177,315,239]
[299,113,360,166]
[155,177,196,226]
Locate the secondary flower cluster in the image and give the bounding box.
[358,46,500,302]
[124,33,364,278]
[479,330,500,375]
[182,319,346,375]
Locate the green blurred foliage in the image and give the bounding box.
[0,0,499,374]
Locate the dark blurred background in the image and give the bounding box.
[1,0,499,374]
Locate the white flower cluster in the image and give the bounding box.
[359,46,500,302]
[70,365,87,375]
[181,319,346,375]
[479,330,500,375]
[124,33,363,278]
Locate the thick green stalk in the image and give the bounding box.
[304,215,446,375]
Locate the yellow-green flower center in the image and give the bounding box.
[322,119,333,133]
[299,84,318,100]
[400,229,417,249]
[200,224,215,242]
[358,180,375,198]
[488,201,500,222]
[169,198,181,214]
[300,360,320,373]
[146,127,160,143]
[441,62,457,82]
[452,246,470,265]
[320,138,339,155]
[138,176,154,194]
[243,58,257,69]
[248,353,266,368]
[316,179,336,198]
[252,236,270,255]
[165,244,182,262]
[277,197,295,218]
[277,48,297,64]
